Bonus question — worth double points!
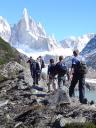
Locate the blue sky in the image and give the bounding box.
[0,0,96,40]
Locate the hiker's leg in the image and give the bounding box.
[35,73,38,85]
[69,75,78,97]
[47,78,52,92]
[63,76,66,86]
[79,75,85,103]
[52,79,56,91]
[32,73,36,85]
[38,73,41,81]
[36,75,39,85]
[58,76,63,89]
[33,78,35,85]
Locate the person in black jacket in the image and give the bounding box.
[31,60,41,85]
[47,59,56,93]
[55,56,69,89]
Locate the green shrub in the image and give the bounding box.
[64,122,96,128]
[0,37,20,65]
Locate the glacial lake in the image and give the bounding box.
[75,88,96,102]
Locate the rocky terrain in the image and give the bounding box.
[0,61,96,128]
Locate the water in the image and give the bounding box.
[75,88,96,102]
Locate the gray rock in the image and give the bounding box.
[0,61,24,82]
[0,100,9,107]
[46,89,71,107]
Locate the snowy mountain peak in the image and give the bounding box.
[9,8,59,52]
[23,8,29,19]
[0,16,11,42]
[60,33,96,52]
[22,8,30,30]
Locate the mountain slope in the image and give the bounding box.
[86,51,96,69]
[81,35,96,55]
[0,37,26,65]
[81,36,96,69]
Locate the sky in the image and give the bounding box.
[0,0,96,41]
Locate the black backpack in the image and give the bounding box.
[55,62,67,76]
[78,61,88,74]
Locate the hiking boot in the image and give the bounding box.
[36,82,39,85]
[80,98,87,104]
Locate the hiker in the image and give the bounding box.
[55,56,69,89]
[27,56,34,76]
[47,59,57,93]
[69,49,88,104]
[31,59,41,86]
[38,56,45,71]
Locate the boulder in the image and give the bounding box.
[46,89,71,108]
[0,61,24,82]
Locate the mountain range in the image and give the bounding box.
[0,8,96,60]
[60,33,95,52]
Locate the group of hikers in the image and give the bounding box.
[27,56,45,85]
[27,49,88,104]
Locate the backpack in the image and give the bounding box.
[78,61,88,74]
[55,62,67,76]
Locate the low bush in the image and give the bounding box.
[64,122,96,128]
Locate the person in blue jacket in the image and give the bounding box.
[69,49,87,104]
